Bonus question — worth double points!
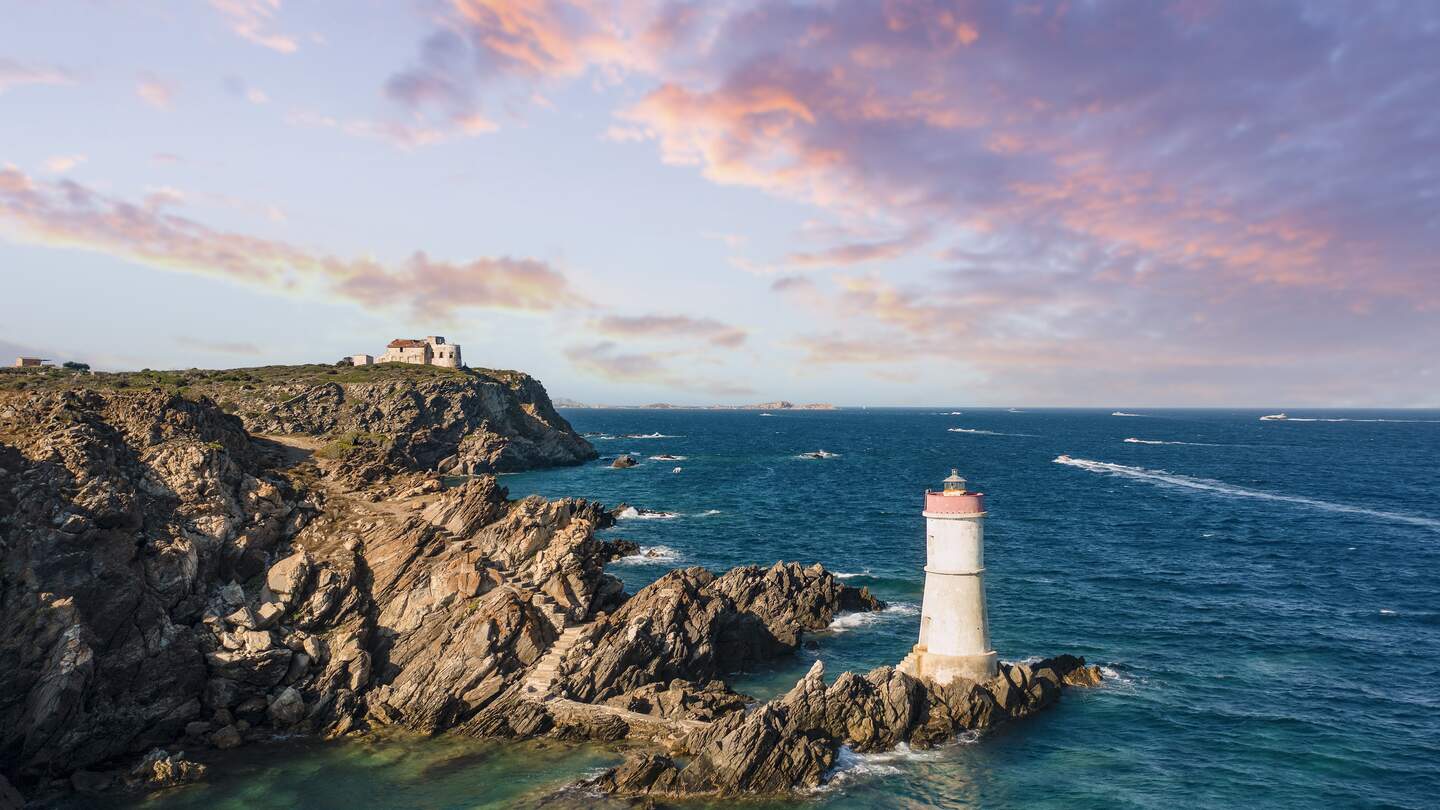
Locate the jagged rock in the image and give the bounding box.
[588,655,1102,798]
[211,725,242,749]
[610,455,638,468]
[128,748,207,788]
[268,687,306,727]
[603,680,751,723]
[560,564,884,703]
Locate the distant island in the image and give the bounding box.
[554,398,838,410]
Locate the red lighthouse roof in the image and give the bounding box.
[924,469,986,515]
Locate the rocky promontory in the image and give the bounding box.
[0,370,1098,804]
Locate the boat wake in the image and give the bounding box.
[1123,438,1222,447]
[1283,417,1440,423]
[949,427,1035,437]
[1054,456,1440,530]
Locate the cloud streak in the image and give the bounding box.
[0,166,583,319]
[0,58,74,94]
[590,314,746,347]
[210,0,299,54]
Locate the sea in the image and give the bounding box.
[105,408,1440,809]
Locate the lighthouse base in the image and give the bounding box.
[898,645,998,685]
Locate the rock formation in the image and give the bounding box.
[0,372,1100,803]
[588,654,1103,798]
[0,378,894,803]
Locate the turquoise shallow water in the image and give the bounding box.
[109,408,1440,809]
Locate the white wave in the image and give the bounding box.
[1054,456,1440,531]
[1112,411,1146,417]
[612,545,683,565]
[694,509,722,517]
[797,450,841,459]
[833,569,870,580]
[1123,437,1221,446]
[647,454,687,461]
[828,602,919,633]
[1380,609,1398,615]
[615,506,680,520]
[819,744,944,791]
[623,432,681,439]
[586,434,618,440]
[1098,665,1145,691]
[948,427,1035,437]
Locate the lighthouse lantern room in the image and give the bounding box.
[899,468,999,684]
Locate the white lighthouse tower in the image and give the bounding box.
[899,469,999,684]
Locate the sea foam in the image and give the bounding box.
[612,545,684,565]
[828,602,919,632]
[615,506,680,520]
[1054,456,1440,530]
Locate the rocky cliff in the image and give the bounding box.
[0,364,597,480]
[0,372,1103,803]
[0,382,910,803]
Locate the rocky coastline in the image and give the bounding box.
[0,367,1098,805]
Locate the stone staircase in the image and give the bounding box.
[497,565,569,633]
[522,622,589,696]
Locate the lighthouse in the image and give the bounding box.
[899,469,999,684]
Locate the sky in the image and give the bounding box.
[1,0,1437,407]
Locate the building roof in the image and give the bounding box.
[387,339,428,348]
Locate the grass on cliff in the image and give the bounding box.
[315,430,391,460]
[0,362,532,397]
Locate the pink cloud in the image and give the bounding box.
[0,58,74,94]
[590,314,747,347]
[210,0,299,54]
[0,166,582,318]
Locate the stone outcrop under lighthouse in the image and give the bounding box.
[899,469,999,684]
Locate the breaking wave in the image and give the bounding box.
[828,602,920,633]
[647,454,688,461]
[1112,411,1147,417]
[1054,456,1440,530]
[623,432,681,439]
[694,509,722,517]
[820,744,946,790]
[949,427,1035,437]
[612,545,683,565]
[615,506,680,520]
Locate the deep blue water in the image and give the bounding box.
[123,408,1440,809]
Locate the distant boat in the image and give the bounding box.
[759,412,774,417]
[1111,411,1144,417]
[1260,413,1289,421]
